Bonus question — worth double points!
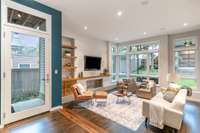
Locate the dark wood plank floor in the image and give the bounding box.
[1,101,200,133]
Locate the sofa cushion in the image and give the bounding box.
[163,91,177,103]
[160,87,167,94]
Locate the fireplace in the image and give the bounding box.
[86,79,103,88]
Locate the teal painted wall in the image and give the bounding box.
[11,0,62,107]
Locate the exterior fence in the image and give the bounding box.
[11,68,40,103]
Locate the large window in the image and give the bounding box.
[129,43,159,84]
[130,54,148,75]
[119,55,127,80]
[112,55,117,81]
[149,52,159,76]
[174,38,197,89]
[111,47,117,81]
[111,42,159,83]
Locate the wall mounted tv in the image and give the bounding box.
[84,56,102,71]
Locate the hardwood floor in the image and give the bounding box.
[1,101,200,133]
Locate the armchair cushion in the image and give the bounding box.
[82,90,93,97]
[95,91,108,99]
[77,83,86,95]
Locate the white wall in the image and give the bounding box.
[75,36,107,77]
[63,32,108,76]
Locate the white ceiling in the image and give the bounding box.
[36,0,200,42]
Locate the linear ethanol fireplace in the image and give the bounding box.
[86,79,103,89]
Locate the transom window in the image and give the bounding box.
[7,8,46,32]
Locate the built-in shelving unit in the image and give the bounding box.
[62,37,77,96]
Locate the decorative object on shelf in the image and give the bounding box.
[78,72,83,78]
[100,73,104,76]
[181,86,192,96]
[65,53,71,57]
[103,68,109,75]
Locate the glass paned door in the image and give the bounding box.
[4,27,50,124]
[11,32,45,113]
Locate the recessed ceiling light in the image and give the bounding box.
[17,13,21,18]
[143,32,147,35]
[117,11,123,16]
[141,0,149,6]
[183,23,188,26]
[84,26,88,30]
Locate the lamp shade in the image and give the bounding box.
[167,73,181,83]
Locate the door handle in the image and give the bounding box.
[41,74,50,82]
[46,73,50,83]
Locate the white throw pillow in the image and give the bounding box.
[77,83,86,95]
[168,83,180,93]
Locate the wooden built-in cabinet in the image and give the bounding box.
[62,37,111,97]
[62,37,77,97]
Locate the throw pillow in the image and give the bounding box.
[167,83,180,94]
[163,91,177,103]
[77,83,86,95]
[160,87,167,94]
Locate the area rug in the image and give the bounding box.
[79,92,147,131]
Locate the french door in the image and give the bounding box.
[4,26,51,124]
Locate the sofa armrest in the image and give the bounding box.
[164,107,183,130]
[142,100,150,117]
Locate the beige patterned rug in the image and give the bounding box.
[79,92,147,131]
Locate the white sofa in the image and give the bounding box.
[142,89,187,130]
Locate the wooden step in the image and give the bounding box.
[59,108,108,133]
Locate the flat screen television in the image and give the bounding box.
[84,56,101,71]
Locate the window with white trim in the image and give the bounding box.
[111,42,160,83]
[174,37,198,89]
[119,46,128,80]
[111,46,117,81]
[129,43,159,83]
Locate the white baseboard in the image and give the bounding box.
[62,95,74,104]
[0,124,4,129]
[187,91,200,103]
[50,105,63,111]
